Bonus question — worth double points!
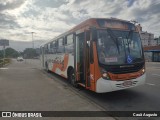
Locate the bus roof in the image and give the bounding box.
[41,18,134,46]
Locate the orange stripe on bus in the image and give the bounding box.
[52,54,69,72]
[108,69,143,81]
[89,42,101,92]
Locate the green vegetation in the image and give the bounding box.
[0,47,19,59]
[0,47,40,67]
[0,47,18,67]
[0,58,11,67]
[23,48,39,59]
[5,47,19,58]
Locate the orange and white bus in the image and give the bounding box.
[40,18,146,93]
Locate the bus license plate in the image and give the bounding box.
[122,81,133,87]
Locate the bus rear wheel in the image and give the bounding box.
[69,69,78,87]
[45,62,49,72]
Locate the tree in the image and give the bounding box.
[0,47,19,58]
[5,47,19,58]
[23,48,38,59]
[0,50,3,59]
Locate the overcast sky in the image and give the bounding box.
[0,0,160,42]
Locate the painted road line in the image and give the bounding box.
[0,68,9,70]
[152,74,160,77]
[146,83,155,86]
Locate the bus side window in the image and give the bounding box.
[64,36,67,45]
[44,44,48,54]
[50,42,53,54]
[65,34,74,54]
[50,41,55,54]
[48,43,51,54]
[55,40,58,53]
[52,41,56,54]
[48,43,52,54]
[53,40,57,54]
[57,38,65,53]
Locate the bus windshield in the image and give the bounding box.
[97,29,143,65]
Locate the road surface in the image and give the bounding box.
[0,59,114,120]
[0,59,160,120]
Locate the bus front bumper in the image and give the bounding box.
[96,73,146,93]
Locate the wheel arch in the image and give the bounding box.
[67,66,74,79]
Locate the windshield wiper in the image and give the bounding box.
[107,29,120,54]
[126,30,134,54]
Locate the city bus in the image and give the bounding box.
[40,18,146,93]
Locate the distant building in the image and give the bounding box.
[154,37,160,45]
[136,24,160,62]
[136,24,156,46]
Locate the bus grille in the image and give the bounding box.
[106,62,144,74]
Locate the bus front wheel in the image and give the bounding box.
[69,69,78,87]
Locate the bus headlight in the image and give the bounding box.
[142,68,145,73]
[141,68,145,74]
[100,68,110,80]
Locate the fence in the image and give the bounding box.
[0,58,11,67]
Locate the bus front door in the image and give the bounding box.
[75,32,86,85]
[75,31,90,87]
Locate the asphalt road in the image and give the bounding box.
[44,61,160,120]
[0,59,114,120]
[74,62,160,120]
[77,62,160,111]
[0,59,160,120]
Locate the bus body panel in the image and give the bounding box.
[96,73,146,93]
[44,53,74,78]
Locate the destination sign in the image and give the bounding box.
[97,19,136,30]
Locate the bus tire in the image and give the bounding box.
[69,69,78,87]
[45,62,49,72]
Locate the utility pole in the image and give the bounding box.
[3,45,5,66]
[31,32,35,49]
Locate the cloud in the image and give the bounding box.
[0,0,26,11]
[115,0,160,36]
[0,0,160,43]
[34,0,67,8]
[0,13,19,29]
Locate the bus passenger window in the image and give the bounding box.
[65,34,74,53]
[44,45,48,54]
[50,41,56,54]
[48,43,52,54]
[57,38,65,53]
[54,41,57,54]
[64,37,67,45]
[50,42,54,53]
